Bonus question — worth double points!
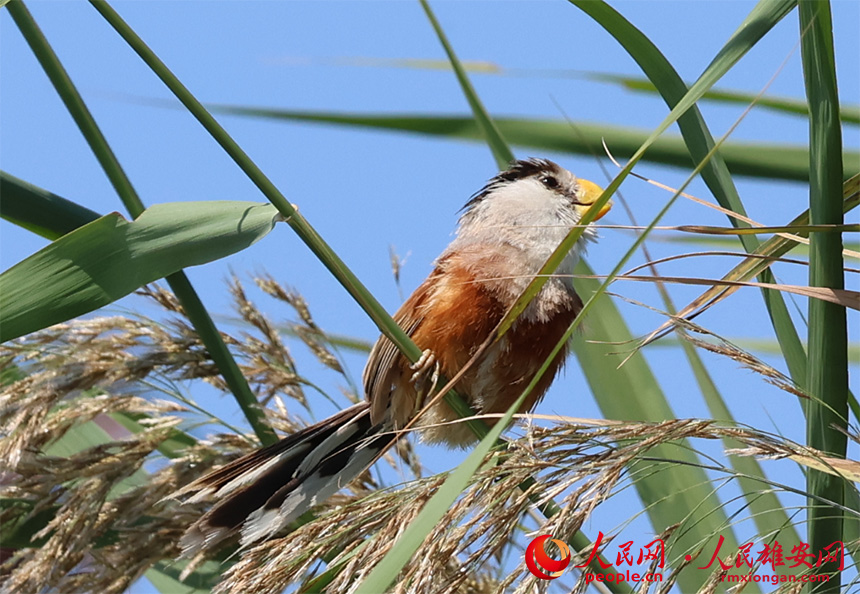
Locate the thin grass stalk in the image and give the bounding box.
[573,0,812,410]
[5,0,277,446]
[422,3,796,589]
[411,3,625,585]
[85,0,493,448]
[354,378,537,594]
[614,189,803,555]
[419,1,777,590]
[598,73,860,125]
[84,11,610,588]
[4,0,143,216]
[418,0,513,169]
[799,1,849,589]
[554,2,827,585]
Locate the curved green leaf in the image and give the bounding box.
[8,0,277,446]
[0,171,100,240]
[201,106,859,183]
[0,201,278,342]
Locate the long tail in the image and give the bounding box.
[177,402,394,557]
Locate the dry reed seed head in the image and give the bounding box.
[264,395,307,436]
[1,302,827,594]
[253,275,345,374]
[141,278,312,409]
[217,425,616,593]
[686,335,810,400]
[137,284,184,314]
[1,421,183,594]
[3,286,376,592]
[1,414,254,593]
[6,316,216,389]
[230,277,274,340]
[225,276,312,407]
[254,275,313,327]
[294,326,343,372]
[388,245,404,286]
[253,273,292,304]
[0,311,248,593]
[215,475,445,594]
[219,417,821,594]
[672,317,809,400]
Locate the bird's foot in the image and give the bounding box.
[410,349,439,395]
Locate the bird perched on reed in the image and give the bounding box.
[176,158,611,556]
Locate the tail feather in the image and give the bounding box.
[178,402,394,556]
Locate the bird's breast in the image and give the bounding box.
[392,247,582,446]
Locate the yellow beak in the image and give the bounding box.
[578,179,612,221]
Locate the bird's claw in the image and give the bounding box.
[410,349,439,393]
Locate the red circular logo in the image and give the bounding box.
[525,535,571,579]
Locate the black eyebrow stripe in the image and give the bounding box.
[460,158,563,213]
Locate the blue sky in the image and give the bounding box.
[2,1,859,592]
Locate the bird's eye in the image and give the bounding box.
[540,175,559,189]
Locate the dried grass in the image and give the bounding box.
[0,277,845,593]
[217,419,830,594]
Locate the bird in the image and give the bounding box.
[175,158,611,556]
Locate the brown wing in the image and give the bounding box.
[363,269,441,426]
